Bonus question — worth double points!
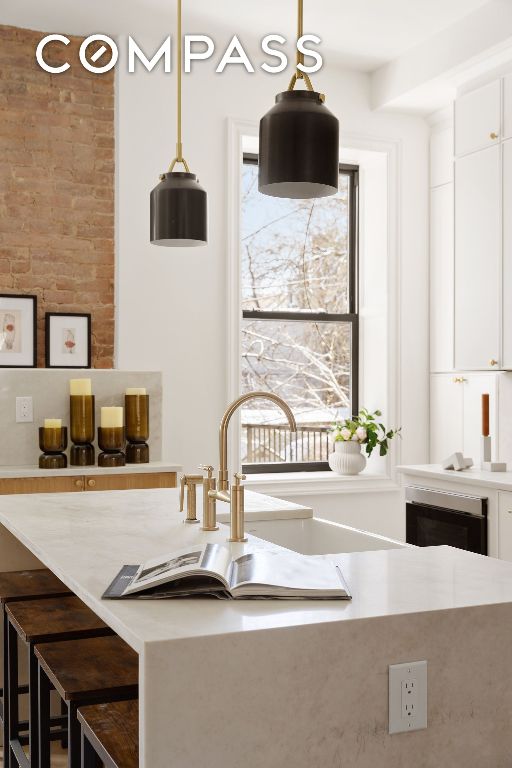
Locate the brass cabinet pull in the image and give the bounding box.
[489,359,498,367]
[452,377,467,383]
[87,478,96,488]
[74,479,83,489]
[490,132,499,140]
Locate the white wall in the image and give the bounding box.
[116,48,430,534]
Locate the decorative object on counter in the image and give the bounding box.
[258,0,339,199]
[150,0,207,247]
[70,378,95,466]
[0,294,37,368]
[329,408,401,476]
[442,452,474,471]
[480,393,507,471]
[45,313,91,368]
[98,407,125,467]
[125,388,149,463]
[39,422,68,469]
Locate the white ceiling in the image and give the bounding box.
[1,0,491,71]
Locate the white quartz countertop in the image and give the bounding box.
[0,462,182,478]
[2,488,512,653]
[398,464,512,490]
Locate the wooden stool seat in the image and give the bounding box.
[35,635,138,702]
[78,700,138,768]
[6,596,112,644]
[0,569,70,604]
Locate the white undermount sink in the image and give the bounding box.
[246,516,408,556]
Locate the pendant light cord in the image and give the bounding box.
[168,0,190,173]
[287,0,320,97]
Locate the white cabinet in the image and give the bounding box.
[454,145,501,370]
[498,491,512,561]
[503,74,512,140]
[430,373,497,464]
[502,139,512,367]
[430,184,454,372]
[430,127,453,187]
[455,80,501,157]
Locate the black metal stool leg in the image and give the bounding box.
[81,731,102,768]
[37,666,51,768]
[60,697,68,749]
[28,649,39,768]
[7,620,18,764]
[2,609,10,768]
[67,703,81,768]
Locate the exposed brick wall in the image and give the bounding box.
[0,25,115,368]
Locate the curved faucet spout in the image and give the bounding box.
[218,391,297,491]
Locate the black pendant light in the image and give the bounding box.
[150,0,207,246]
[259,0,339,199]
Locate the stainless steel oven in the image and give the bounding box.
[406,487,487,555]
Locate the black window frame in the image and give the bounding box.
[241,153,359,473]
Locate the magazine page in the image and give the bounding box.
[122,542,233,596]
[230,551,350,599]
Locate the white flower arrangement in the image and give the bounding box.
[330,408,401,458]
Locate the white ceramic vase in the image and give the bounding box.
[328,441,367,476]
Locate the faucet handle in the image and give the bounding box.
[199,464,214,479]
[233,472,246,486]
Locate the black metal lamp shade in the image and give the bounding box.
[259,90,339,199]
[150,172,207,246]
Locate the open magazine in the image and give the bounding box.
[102,543,351,600]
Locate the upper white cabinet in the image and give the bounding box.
[503,74,512,140]
[502,139,512,367]
[430,183,454,373]
[454,144,501,370]
[455,80,501,157]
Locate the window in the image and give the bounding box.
[240,154,359,472]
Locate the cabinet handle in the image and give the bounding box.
[87,479,96,488]
[490,132,499,140]
[452,377,467,383]
[74,479,83,489]
[489,359,498,367]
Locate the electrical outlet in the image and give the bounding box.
[389,660,427,734]
[16,396,33,423]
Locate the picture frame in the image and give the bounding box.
[0,294,37,368]
[45,312,92,369]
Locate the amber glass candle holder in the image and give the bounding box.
[125,394,149,464]
[39,427,68,469]
[70,395,95,466]
[98,427,126,467]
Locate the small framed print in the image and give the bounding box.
[0,294,37,368]
[45,313,91,369]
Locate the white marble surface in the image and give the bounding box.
[398,463,512,490]
[1,488,512,654]
[0,462,181,478]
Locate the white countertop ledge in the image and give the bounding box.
[1,488,512,653]
[0,461,182,478]
[398,464,512,490]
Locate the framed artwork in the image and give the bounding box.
[0,294,37,368]
[45,312,91,369]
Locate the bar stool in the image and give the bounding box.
[78,700,138,768]
[5,596,113,768]
[0,569,71,768]
[35,635,138,768]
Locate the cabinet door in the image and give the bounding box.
[84,472,177,491]
[455,80,501,156]
[429,375,464,463]
[498,491,512,561]
[430,184,454,372]
[462,374,498,463]
[502,140,512,367]
[0,476,84,495]
[503,74,512,140]
[454,145,501,370]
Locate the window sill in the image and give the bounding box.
[243,471,399,497]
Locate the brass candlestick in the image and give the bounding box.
[39,427,68,469]
[125,394,149,464]
[70,395,95,466]
[98,427,126,467]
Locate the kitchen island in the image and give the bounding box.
[1,488,512,767]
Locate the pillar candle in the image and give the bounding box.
[69,378,92,396]
[482,393,490,437]
[44,419,62,429]
[125,388,147,395]
[101,407,123,428]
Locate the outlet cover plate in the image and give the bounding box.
[389,660,427,734]
[16,396,33,423]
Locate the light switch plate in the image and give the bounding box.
[389,660,427,734]
[16,396,33,423]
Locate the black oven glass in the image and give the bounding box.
[406,501,487,555]
[416,515,469,550]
